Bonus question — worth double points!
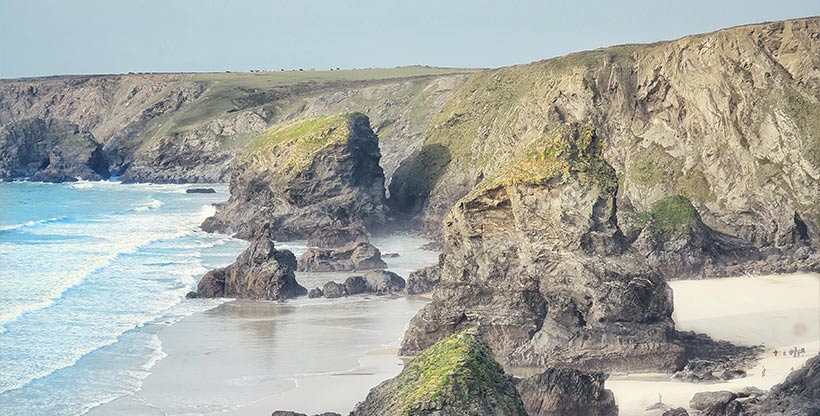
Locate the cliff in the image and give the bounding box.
[401,124,685,372]
[388,18,820,277]
[200,113,387,242]
[0,68,472,183]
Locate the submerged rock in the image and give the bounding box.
[350,328,528,416]
[186,187,216,194]
[201,113,387,245]
[514,367,618,416]
[297,241,387,272]
[192,227,306,300]
[401,124,684,372]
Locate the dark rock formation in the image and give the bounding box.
[201,113,388,245]
[307,287,323,298]
[663,408,689,416]
[350,328,528,416]
[0,118,110,182]
[343,276,369,296]
[673,331,762,383]
[297,241,387,272]
[322,281,345,299]
[405,265,441,295]
[186,188,216,194]
[190,228,306,300]
[401,124,685,372]
[361,270,405,295]
[752,353,820,415]
[514,368,618,416]
[689,391,741,416]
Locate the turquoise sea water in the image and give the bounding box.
[0,181,247,415]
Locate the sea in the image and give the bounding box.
[0,181,248,414]
[0,180,439,415]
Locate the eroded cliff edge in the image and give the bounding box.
[401,124,686,372]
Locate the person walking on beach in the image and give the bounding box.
[774,349,778,357]
[762,366,766,377]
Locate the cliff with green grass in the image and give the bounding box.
[0,67,474,183]
[389,18,820,270]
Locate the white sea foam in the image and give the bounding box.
[0,216,66,232]
[132,198,164,212]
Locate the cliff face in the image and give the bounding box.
[0,69,469,183]
[201,113,387,242]
[390,18,820,274]
[0,118,109,182]
[401,124,685,372]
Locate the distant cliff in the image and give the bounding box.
[0,68,471,183]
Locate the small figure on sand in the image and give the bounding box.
[762,366,766,377]
[774,349,778,357]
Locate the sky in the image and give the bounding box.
[1,0,818,79]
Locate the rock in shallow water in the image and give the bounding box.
[192,227,306,300]
[514,367,618,416]
[297,241,387,272]
[405,265,440,295]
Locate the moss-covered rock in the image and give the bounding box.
[649,195,702,238]
[351,328,527,416]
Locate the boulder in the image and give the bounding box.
[662,408,689,416]
[191,227,307,300]
[201,113,387,245]
[514,367,618,416]
[350,328,528,416]
[306,225,369,249]
[401,124,685,372]
[297,241,387,272]
[308,287,323,298]
[362,270,405,294]
[689,391,737,411]
[405,265,441,294]
[322,281,346,299]
[343,276,369,296]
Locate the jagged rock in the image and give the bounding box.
[383,252,400,258]
[753,353,820,415]
[514,368,617,416]
[405,265,441,295]
[186,188,216,194]
[343,276,369,296]
[690,391,738,412]
[201,113,388,245]
[350,328,527,416]
[361,270,405,294]
[308,287,323,298]
[0,118,110,182]
[322,281,346,299]
[662,408,689,416]
[297,241,387,272]
[191,227,306,300]
[739,386,766,398]
[401,124,685,372]
[673,331,761,383]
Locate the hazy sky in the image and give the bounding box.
[1,0,818,78]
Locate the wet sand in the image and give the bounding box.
[89,297,426,415]
[608,272,820,414]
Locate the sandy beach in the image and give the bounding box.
[88,272,818,416]
[608,272,820,414]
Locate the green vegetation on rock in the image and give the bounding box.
[629,143,681,187]
[244,113,361,176]
[649,195,701,237]
[356,328,526,416]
